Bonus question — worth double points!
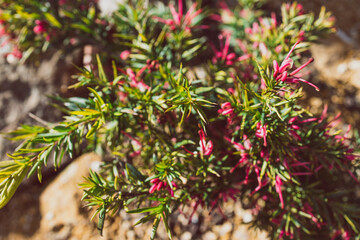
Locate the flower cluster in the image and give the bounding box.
[0,0,113,62]
[149,178,177,197]
[0,19,22,63]
[153,0,204,33]
[273,41,319,91]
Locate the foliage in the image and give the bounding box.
[0,0,118,63]
[0,0,359,240]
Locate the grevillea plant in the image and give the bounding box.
[0,0,119,63]
[0,0,359,239]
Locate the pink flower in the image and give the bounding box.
[255,122,267,147]
[289,130,301,141]
[149,178,177,197]
[229,153,249,173]
[167,181,177,197]
[275,45,282,53]
[219,188,239,202]
[285,2,301,13]
[0,26,6,37]
[11,48,22,59]
[122,131,142,157]
[275,176,284,209]
[69,38,78,45]
[117,91,128,102]
[227,88,235,94]
[188,196,205,223]
[251,22,259,33]
[331,230,351,240]
[271,12,277,28]
[153,0,203,32]
[218,102,234,115]
[149,181,159,194]
[301,202,323,228]
[243,135,252,150]
[298,30,305,41]
[199,129,213,156]
[259,42,271,59]
[219,1,234,18]
[182,128,213,157]
[224,136,248,152]
[33,20,47,35]
[126,68,150,92]
[258,17,270,30]
[6,47,22,64]
[33,26,45,34]
[296,4,304,15]
[212,33,251,66]
[209,13,222,22]
[149,178,161,193]
[224,136,253,174]
[120,50,131,60]
[260,148,270,161]
[273,41,319,91]
[211,32,236,65]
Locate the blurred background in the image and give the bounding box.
[0,0,360,239]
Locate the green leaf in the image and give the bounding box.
[70,23,92,33]
[88,87,105,106]
[260,160,268,180]
[0,165,30,209]
[215,87,231,97]
[37,165,42,183]
[86,120,100,139]
[44,13,62,28]
[53,126,71,132]
[87,6,96,20]
[344,214,359,233]
[150,214,161,240]
[298,211,312,219]
[70,109,100,116]
[55,144,66,169]
[194,87,214,94]
[19,47,35,64]
[207,168,220,177]
[17,147,48,153]
[66,136,73,159]
[97,206,106,236]
[134,212,157,226]
[0,165,21,177]
[0,161,17,168]
[41,145,52,167]
[127,205,162,214]
[174,140,195,149]
[125,163,146,182]
[96,55,108,84]
[35,132,68,139]
[182,43,203,60]
[61,9,75,18]
[161,211,172,239]
[256,60,271,89]
[27,161,41,179]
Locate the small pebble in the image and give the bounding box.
[202,231,217,240]
[242,212,253,223]
[219,221,233,236]
[180,231,192,240]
